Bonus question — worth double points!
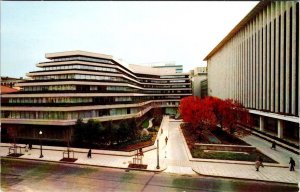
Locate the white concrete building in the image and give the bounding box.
[1,51,192,142]
[190,67,207,98]
[204,1,299,146]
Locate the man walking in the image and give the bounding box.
[165,136,168,145]
[271,140,276,150]
[289,157,295,171]
[87,149,92,158]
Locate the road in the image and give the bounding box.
[1,158,298,192]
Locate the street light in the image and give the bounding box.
[156,139,160,169]
[39,130,43,158]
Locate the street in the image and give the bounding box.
[1,158,298,192]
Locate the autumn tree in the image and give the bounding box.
[179,96,251,135]
[203,97,252,133]
[179,96,217,135]
[152,107,164,126]
[222,99,251,133]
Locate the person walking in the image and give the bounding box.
[165,136,168,145]
[271,140,276,150]
[258,156,264,168]
[255,160,261,171]
[29,143,32,150]
[289,157,295,171]
[87,149,92,158]
[24,144,29,153]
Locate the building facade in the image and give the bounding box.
[1,76,28,90]
[1,51,192,141]
[204,1,299,146]
[150,63,183,73]
[190,67,207,98]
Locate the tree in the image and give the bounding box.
[201,97,252,134]
[63,127,73,158]
[117,121,130,143]
[222,99,251,133]
[7,127,18,146]
[128,118,138,140]
[73,118,85,146]
[103,121,118,146]
[152,107,163,126]
[179,96,217,135]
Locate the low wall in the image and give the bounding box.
[195,143,256,153]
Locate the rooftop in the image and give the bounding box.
[45,50,113,60]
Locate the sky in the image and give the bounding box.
[1,1,258,78]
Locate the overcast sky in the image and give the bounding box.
[1,1,258,77]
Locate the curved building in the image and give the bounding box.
[1,50,192,141]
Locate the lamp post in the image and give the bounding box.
[39,130,43,158]
[156,139,160,169]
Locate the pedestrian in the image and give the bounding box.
[271,140,276,150]
[258,156,264,168]
[165,136,168,145]
[24,144,29,153]
[289,157,295,171]
[87,149,92,158]
[255,160,261,171]
[139,148,144,156]
[29,143,32,150]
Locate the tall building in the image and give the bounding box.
[204,1,299,146]
[1,51,192,142]
[190,67,207,98]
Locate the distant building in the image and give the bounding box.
[204,1,299,146]
[1,86,19,107]
[200,79,208,98]
[146,62,183,73]
[1,76,27,90]
[190,67,207,98]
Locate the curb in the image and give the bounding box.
[1,156,167,173]
[192,167,298,185]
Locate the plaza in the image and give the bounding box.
[1,116,299,185]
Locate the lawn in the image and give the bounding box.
[181,123,277,163]
[141,119,150,128]
[191,146,277,163]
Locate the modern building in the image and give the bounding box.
[147,62,183,73]
[190,67,207,98]
[204,1,299,146]
[200,79,208,99]
[1,76,28,90]
[1,51,192,142]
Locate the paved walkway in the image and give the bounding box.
[1,116,299,184]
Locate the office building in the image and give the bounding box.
[148,62,183,73]
[190,67,207,98]
[204,1,299,146]
[1,51,192,142]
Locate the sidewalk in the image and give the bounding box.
[1,116,299,184]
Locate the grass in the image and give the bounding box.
[191,146,277,163]
[142,119,150,128]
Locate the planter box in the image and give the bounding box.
[194,143,256,153]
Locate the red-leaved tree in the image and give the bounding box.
[223,99,252,132]
[180,96,251,135]
[210,98,251,133]
[179,96,217,135]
